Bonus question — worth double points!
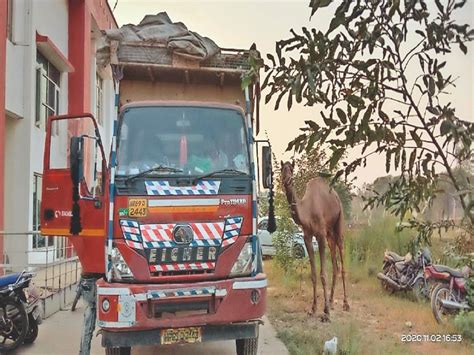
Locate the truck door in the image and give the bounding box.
[40,114,108,272]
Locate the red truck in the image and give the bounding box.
[40,44,274,354]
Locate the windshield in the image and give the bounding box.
[116,106,250,177]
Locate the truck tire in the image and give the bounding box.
[236,337,258,355]
[105,347,131,355]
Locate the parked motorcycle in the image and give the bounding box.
[0,271,43,351]
[425,264,471,323]
[377,248,432,301]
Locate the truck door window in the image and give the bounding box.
[49,117,104,196]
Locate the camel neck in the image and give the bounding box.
[284,183,301,225]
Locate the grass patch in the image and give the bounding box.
[265,217,473,355]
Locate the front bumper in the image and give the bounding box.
[96,273,267,332]
[101,321,259,348]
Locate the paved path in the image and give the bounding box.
[16,303,288,355]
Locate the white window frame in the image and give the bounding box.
[35,52,61,132]
[96,72,104,126]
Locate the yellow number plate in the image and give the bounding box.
[128,198,148,217]
[161,327,202,345]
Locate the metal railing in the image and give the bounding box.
[0,231,81,303]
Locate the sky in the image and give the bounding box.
[109,0,474,186]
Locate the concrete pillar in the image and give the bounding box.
[68,0,91,115]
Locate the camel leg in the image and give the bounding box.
[337,239,350,311]
[317,234,330,321]
[303,232,317,316]
[328,237,338,309]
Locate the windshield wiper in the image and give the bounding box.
[192,169,248,184]
[125,165,184,184]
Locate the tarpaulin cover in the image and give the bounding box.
[97,12,220,67]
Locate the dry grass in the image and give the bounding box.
[265,259,473,355]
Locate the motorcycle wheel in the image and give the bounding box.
[24,314,39,344]
[431,283,455,324]
[381,266,396,293]
[0,297,29,352]
[412,279,429,303]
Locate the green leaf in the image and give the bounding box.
[346,95,365,108]
[328,12,346,34]
[428,76,436,96]
[378,106,389,122]
[241,75,252,90]
[287,89,293,110]
[409,149,417,171]
[329,148,345,170]
[440,120,452,135]
[310,0,333,17]
[388,0,400,17]
[266,53,276,66]
[426,106,440,115]
[336,108,347,124]
[401,149,407,171]
[385,149,392,173]
[410,130,422,147]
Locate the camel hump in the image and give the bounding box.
[306,177,336,194]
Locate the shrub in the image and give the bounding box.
[454,311,474,341]
[347,216,413,268]
[273,214,300,272]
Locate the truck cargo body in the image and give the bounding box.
[41,47,267,352]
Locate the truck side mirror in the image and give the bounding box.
[70,136,84,185]
[261,146,272,189]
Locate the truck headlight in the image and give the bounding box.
[109,247,134,281]
[230,242,253,276]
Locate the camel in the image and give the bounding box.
[280,161,349,320]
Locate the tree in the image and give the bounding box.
[264,0,473,245]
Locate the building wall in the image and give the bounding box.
[3,0,117,269]
[4,0,70,267]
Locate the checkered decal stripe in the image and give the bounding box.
[120,217,242,252]
[222,217,243,248]
[148,287,215,299]
[149,262,215,272]
[120,220,143,250]
[140,222,224,248]
[145,181,221,196]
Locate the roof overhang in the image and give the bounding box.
[36,32,74,72]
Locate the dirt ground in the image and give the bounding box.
[265,259,473,355]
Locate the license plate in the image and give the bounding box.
[161,327,202,345]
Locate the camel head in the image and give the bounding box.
[280,160,295,189]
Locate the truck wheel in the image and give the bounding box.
[105,347,131,355]
[236,337,258,355]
